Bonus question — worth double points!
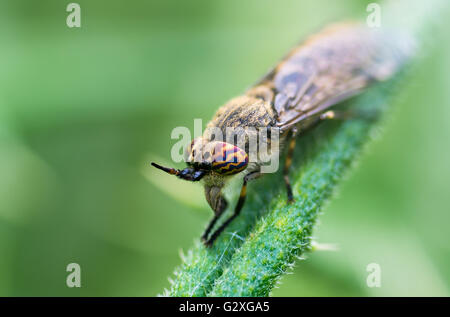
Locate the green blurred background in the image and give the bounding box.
[0,0,449,296]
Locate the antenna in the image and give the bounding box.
[151,162,180,176]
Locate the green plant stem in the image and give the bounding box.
[209,87,389,296]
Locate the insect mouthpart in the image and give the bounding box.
[151,162,206,182]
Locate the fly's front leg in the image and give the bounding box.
[201,201,227,242]
[284,127,298,203]
[201,215,219,242]
[201,186,229,242]
[204,170,261,247]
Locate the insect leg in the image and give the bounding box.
[201,209,225,242]
[284,127,298,203]
[204,170,261,247]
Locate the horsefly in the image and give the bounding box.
[152,22,414,247]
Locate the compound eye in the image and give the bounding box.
[210,142,248,175]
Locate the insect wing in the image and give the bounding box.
[250,23,414,132]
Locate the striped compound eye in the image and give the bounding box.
[209,142,249,175]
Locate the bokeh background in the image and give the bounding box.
[0,0,449,296]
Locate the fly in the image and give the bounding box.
[152,22,414,247]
